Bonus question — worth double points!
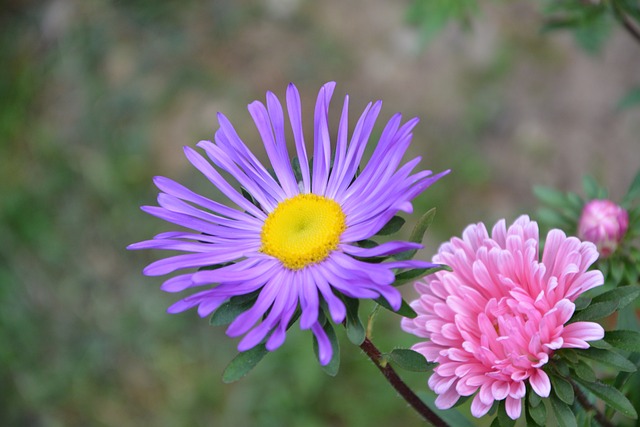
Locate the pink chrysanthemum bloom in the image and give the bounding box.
[578,199,629,258]
[129,82,449,365]
[401,215,605,419]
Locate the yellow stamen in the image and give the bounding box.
[260,194,346,270]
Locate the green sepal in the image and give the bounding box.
[376,215,406,236]
[375,296,417,318]
[549,373,574,405]
[570,300,618,322]
[313,316,340,376]
[392,265,451,287]
[209,290,260,326]
[222,344,268,383]
[549,394,578,427]
[604,329,640,352]
[387,348,434,372]
[574,377,638,419]
[342,296,366,346]
[575,347,636,372]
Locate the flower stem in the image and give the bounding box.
[570,379,614,427]
[359,337,449,427]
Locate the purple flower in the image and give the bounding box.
[129,82,449,365]
[401,216,604,419]
[578,199,629,258]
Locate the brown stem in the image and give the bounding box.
[570,379,614,427]
[359,337,449,427]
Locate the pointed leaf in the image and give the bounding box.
[495,399,516,427]
[592,285,640,312]
[573,294,591,311]
[576,348,636,372]
[533,186,569,209]
[222,344,268,383]
[342,297,365,345]
[209,290,260,326]
[622,168,640,204]
[392,265,450,286]
[388,348,434,372]
[550,374,574,405]
[527,396,546,426]
[376,215,406,236]
[570,300,618,322]
[409,207,436,245]
[550,394,578,427]
[375,296,417,318]
[605,330,640,352]
[575,378,638,419]
[573,360,596,382]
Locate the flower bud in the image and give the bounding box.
[578,199,629,257]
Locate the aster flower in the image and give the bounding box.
[578,199,629,258]
[129,82,449,365]
[401,215,605,420]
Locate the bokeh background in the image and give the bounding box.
[2,0,639,426]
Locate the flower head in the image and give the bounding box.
[578,199,629,258]
[129,82,448,365]
[401,215,604,419]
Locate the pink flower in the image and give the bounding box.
[401,216,605,420]
[578,199,629,258]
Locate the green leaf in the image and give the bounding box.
[342,297,366,346]
[573,360,596,382]
[526,397,546,426]
[574,378,638,419]
[587,339,612,349]
[617,86,640,111]
[550,394,578,427]
[605,330,640,352]
[409,207,436,245]
[495,399,516,427]
[576,347,636,372]
[592,285,640,311]
[375,296,417,318]
[417,391,477,427]
[583,175,607,200]
[533,186,570,209]
[222,344,268,383]
[622,168,640,204]
[209,290,260,326]
[376,215,406,236]
[570,300,618,322]
[550,374,574,405]
[388,348,434,372]
[313,320,340,376]
[392,265,450,287]
[573,294,591,311]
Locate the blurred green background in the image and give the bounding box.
[1,1,639,426]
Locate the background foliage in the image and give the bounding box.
[1,0,638,426]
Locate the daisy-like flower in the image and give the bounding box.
[401,215,605,419]
[129,82,449,365]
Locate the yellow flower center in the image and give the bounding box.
[260,194,346,270]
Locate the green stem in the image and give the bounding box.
[359,337,449,427]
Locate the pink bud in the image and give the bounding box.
[578,199,629,257]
